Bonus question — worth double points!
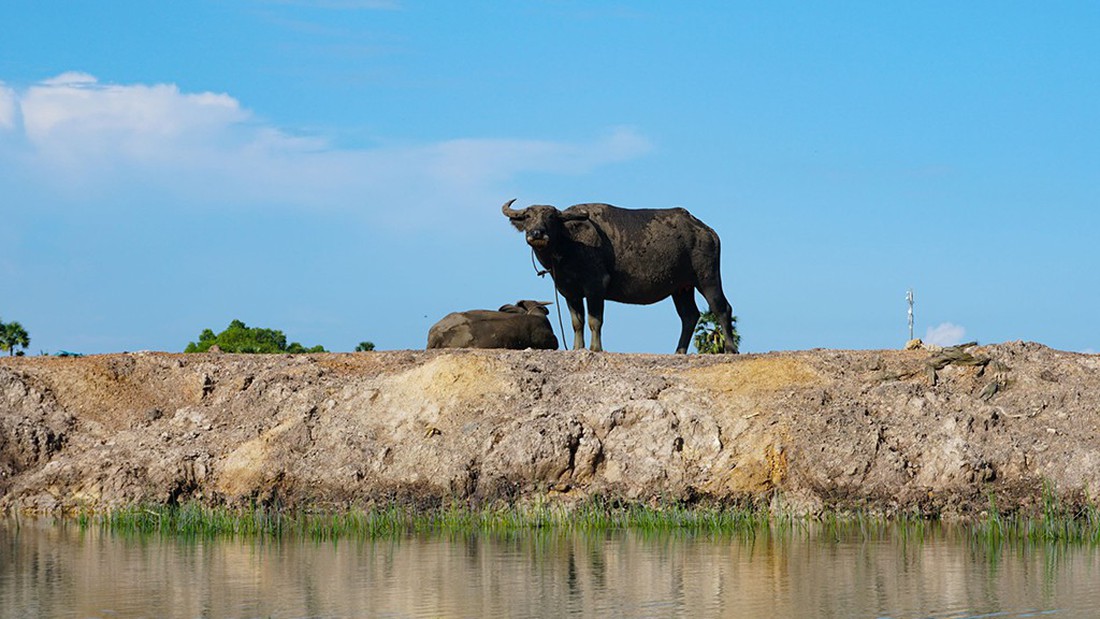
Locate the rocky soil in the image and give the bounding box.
[2,343,1098,518]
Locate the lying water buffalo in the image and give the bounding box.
[427,300,559,350]
[502,199,736,353]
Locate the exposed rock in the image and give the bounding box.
[1,343,1098,518]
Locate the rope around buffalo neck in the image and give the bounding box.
[529,248,550,277]
[531,247,568,348]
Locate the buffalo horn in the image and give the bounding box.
[501,198,525,219]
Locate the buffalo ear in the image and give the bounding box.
[530,300,552,316]
[516,300,552,312]
[517,300,551,316]
[560,208,589,222]
[563,217,600,247]
[508,216,527,232]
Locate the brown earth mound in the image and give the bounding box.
[2,343,1098,518]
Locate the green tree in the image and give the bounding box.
[0,320,31,356]
[184,319,326,354]
[286,342,327,354]
[355,341,376,352]
[693,312,740,354]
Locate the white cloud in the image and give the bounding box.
[925,322,967,346]
[425,126,652,186]
[21,74,245,153]
[1,73,652,220]
[0,82,15,131]
[40,71,98,86]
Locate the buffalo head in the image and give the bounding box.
[502,199,588,249]
[498,300,553,316]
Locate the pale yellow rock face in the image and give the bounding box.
[2,342,1098,517]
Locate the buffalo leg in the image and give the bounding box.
[564,294,587,350]
[672,288,700,354]
[587,297,605,352]
[700,286,737,353]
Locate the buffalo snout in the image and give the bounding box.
[526,229,550,247]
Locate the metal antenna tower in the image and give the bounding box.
[906,289,915,341]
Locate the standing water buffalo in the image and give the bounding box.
[502,199,737,353]
[427,300,559,350]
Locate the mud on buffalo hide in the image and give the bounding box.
[427,301,559,350]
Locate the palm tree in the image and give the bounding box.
[0,320,31,356]
[693,312,740,354]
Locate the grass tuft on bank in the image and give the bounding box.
[75,499,773,540]
[52,492,1100,545]
[970,485,1100,545]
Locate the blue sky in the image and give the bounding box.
[1,1,1097,355]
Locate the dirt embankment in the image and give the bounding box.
[2,343,1098,517]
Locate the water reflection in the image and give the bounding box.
[2,521,1099,618]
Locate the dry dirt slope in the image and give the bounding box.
[1,343,1098,517]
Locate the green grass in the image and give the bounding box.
[969,484,1100,546]
[68,498,773,541]
[52,489,1100,545]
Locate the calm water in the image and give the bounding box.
[3,521,1100,618]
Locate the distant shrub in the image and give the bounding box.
[184,319,325,354]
